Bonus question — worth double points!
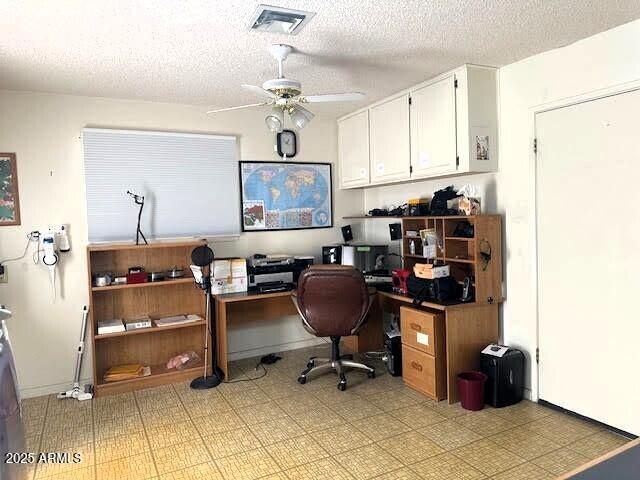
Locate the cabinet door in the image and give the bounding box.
[369,94,411,184]
[338,110,370,188]
[410,75,457,177]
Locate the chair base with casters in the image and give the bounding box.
[297,336,375,391]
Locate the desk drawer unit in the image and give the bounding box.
[400,307,440,355]
[400,307,446,400]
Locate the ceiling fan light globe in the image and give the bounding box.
[265,107,284,132]
[290,105,315,130]
[290,110,307,129]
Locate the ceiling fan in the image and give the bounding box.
[206,44,365,131]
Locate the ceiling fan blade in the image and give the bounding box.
[206,102,269,114]
[241,84,277,99]
[300,92,365,103]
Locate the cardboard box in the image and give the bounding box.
[211,258,247,294]
[413,263,450,279]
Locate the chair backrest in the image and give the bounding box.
[295,265,371,337]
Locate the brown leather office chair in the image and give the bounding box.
[292,265,375,391]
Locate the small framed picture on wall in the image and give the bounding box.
[0,153,21,226]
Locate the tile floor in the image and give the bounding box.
[22,345,630,480]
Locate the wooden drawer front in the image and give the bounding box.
[400,306,441,356]
[402,345,440,399]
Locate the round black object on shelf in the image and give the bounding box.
[191,245,214,267]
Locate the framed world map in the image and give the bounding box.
[239,161,333,232]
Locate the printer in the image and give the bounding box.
[247,255,314,293]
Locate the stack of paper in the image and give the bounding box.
[103,364,150,382]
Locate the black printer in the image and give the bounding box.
[247,255,313,293]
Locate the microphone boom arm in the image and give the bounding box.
[126,190,148,245]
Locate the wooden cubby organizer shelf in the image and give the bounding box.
[400,215,502,304]
[87,239,209,396]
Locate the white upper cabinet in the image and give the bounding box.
[410,75,457,178]
[369,93,411,185]
[337,64,498,189]
[338,110,370,188]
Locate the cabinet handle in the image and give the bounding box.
[411,361,423,372]
[410,323,422,332]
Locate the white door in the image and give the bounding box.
[410,75,457,177]
[338,110,370,188]
[536,88,640,435]
[369,93,411,184]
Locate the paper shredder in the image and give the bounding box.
[480,346,525,408]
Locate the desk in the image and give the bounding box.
[214,289,498,404]
[376,291,498,403]
[214,290,383,381]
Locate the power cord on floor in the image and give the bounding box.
[221,353,281,384]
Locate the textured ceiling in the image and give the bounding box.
[1,1,639,117]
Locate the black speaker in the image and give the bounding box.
[341,225,353,243]
[389,223,402,241]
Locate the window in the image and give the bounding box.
[83,128,239,242]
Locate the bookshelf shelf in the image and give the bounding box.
[91,277,194,292]
[94,319,206,340]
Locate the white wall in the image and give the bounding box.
[0,90,362,397]
[498,18,640,400]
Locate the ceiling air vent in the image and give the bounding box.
[248,5,315,35]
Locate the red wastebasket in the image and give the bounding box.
[457,371,488,411]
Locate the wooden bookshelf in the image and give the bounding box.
[87,239,208,396]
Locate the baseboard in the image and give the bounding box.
[538,399,638,440]
[20,378,93,399]
[524,387,533,401]
[228,337,327,362]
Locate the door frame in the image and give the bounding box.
[531,78,640,402]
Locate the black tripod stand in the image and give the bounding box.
[190,246,224,389]
[126,190,148,245]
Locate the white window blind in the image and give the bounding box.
[83,128,239,242]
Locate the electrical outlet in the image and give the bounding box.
[0,265,6,284]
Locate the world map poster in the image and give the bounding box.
[240,161,332,231]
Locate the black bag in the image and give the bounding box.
[407,273,461,305]
[407,273,434,305]
[429,186,460,216]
